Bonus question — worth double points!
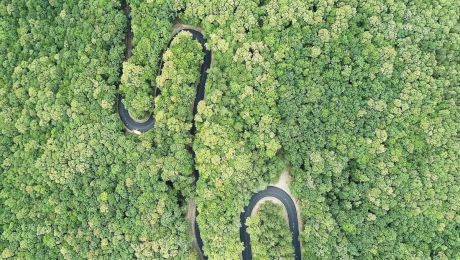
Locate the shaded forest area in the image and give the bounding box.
[1,0,459,259]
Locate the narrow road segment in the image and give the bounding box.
[240,186,302,260]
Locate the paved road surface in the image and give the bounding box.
[240,186,302,259]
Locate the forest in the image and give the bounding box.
[1,0,459,259]
[246,202,294,259]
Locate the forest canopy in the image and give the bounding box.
[1,0,459,259]
[246,202,294,259]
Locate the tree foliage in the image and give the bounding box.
[246,202,294,259]
[0,0,195,258]
[120,61,151,119]
[276,0,460,258]
[1,0,458,259]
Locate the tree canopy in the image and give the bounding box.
[246,202,294,259]
[1,0,458,259]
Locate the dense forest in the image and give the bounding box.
[1,0,458,259]
[246,202,294,259]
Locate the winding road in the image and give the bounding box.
[240,186,302,260]
[117,26,211,132]
[118,4,301,259]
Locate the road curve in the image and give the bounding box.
[117,26,211,132]
[240,186,302,260]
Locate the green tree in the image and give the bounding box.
[246,202,294,259]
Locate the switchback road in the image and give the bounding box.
[117,23,211,132]
[240,186,302,260]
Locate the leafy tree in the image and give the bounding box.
[120,62,152,119]
[0,1,194,258]
[1,0,458,259]
[246,202,294,259]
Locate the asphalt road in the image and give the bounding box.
[240,186,302,260]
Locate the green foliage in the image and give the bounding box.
[0,0,194,258]
[1,0,459,259]
[120,61,152,119]
[276,0,460,258]
[153,31,204,196]
[246,202,294,259]
[119,0,181,118]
